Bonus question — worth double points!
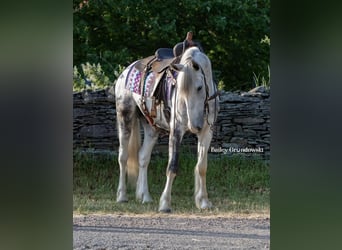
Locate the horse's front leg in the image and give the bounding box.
[194,124,213,209]
[159,125,184,213]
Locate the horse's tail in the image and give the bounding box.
[126,115,140,186]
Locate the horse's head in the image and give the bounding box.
[172,47,218,133]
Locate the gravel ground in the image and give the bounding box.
[73,214,270,249]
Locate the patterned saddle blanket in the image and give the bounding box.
[125,52,178,130]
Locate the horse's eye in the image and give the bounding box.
[197,86,203,92]
[192,60,199,70]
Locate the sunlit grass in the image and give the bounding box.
[73,149,269,215]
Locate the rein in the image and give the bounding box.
[200,67,220,126]
[205,91,220,104]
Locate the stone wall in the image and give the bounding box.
[73,86,270,158]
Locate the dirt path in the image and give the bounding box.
[73,214,269,249]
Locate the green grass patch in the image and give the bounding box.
[73,150,270,215]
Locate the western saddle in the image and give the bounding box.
[132,32,197,130]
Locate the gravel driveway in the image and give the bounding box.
[73,214,269,249]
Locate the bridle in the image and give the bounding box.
[169,53,220,127]
[200,67,220,126]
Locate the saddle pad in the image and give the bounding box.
[125,65,156,97]
[125,65,142,94]
[126,62,178,106]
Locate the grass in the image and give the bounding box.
[73,148,270,216]
[253,64,270,89]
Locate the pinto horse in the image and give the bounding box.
[115,47,219,212]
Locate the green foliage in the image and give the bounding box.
[74,0,270,91]
[73,150,270,214]
[217,80,225,91]
[252,35,270,88]
[253,64,270,88]
[73,65,85,91]
[73,63,113,91]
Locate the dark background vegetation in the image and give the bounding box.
[73,0,270,91]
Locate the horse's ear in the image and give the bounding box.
[191,60,200,71]
[171,63,184,71]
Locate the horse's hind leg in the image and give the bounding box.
[136,120,159,203]
[194,124,213,209]
[116,95,136,202]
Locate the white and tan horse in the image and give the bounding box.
[115,47,219,212]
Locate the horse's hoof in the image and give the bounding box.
[137,193,153,203]
[159,208,172,213]
[142,197,153,204]
[196,197,212,210]
[200,200,212,210]
[116,195,128,203]
[159,199,171,213]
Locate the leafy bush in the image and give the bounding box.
[73,0,270,91]
[73,63,113,91]
[73,66,85,91]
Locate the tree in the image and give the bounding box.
[73,0,270,91]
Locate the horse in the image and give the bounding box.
[114,46,219,212]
